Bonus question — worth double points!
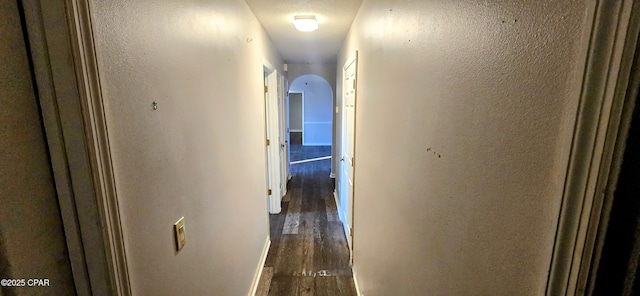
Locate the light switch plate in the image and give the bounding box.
[174,217,186,251]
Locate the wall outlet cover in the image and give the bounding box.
[174,217,186,251]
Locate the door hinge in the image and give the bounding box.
[268,189,272,195]
[266,139,270,146]
[351,157,355,167]
[264,85,268,93]
[349,226,353,236]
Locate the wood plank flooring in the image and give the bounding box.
[257,153,356,296]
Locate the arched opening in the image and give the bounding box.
[289,74,333,146]
[287,74,334,165]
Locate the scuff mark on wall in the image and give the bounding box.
[426,147,442,158]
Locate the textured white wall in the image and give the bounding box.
[88,0,283,294]
[0,1,74,294]
[288,63,337,97]
[337,0,590,295]
[290,75,333,146]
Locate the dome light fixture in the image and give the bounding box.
[293,15,318,32]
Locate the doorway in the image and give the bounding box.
[590,28,640,293]
[287,75,333,168]
[288,92,303,146]
[591,79,640,295]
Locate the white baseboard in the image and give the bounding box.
[248,236,271,296]
[333,190,341,220]
[334,190,358,294]
[330,172,336,178]
[334,190,346,226]
[353,270,363,296]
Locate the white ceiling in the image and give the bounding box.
[245,0,363,64]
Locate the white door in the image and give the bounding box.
[278,74,288,195]
[285,83,292,179]
[263,70,273,212]
[339,52,358,260]
[264,65,282,214]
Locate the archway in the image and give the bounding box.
[288,74,334,147]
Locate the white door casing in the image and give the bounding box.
[24,0,131,294]
[263,70,272,214]
[264,61,283,214]
[547,1,640,295]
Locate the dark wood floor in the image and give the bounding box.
[256,157,356,296]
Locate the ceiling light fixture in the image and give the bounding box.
[293,15,318,32]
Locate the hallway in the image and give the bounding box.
[5,0,635,294]
[256,151,356,295]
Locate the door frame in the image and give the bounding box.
[21,0,131,294]
[588,48,640,294]
[264,60,283,214]
[547,1,640,295]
